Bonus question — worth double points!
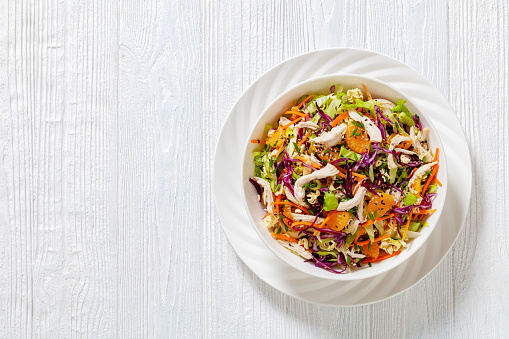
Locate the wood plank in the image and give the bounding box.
[449,0,509,337]
[117,0,203,336]
[0,0,119,337]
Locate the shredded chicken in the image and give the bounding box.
[284,186,305,207]
[409,126,432,162]
[311,154,321,165]
[294,164,339,205]
[408,161,438,195]
[337,187,367,211]
[387,134,412,170]
[276,240,313,260]
[357,199,366,222]
[252,177,274,213]
[418,127,429,142]
[349,110,382,143]
[341,246,366,259]
[394,148,416,155]
[279,116,292,127]
[291,214,325,224]
[374,99,396,117]
[390,189,402,205]
[294,121,319,131]
[312,123,347,148]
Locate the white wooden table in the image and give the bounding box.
[0,0,505,337]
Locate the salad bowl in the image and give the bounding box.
[241,73,447,281]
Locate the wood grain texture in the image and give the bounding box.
[0,0,118,337]
[0,0,506,337]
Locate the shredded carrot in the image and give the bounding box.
[422,165,439,195]
[297,95,313,109]
[277,169,286,181]
[364,251,402,263]
[382,219,389,230]
[293,155,322,169]
[402,211,413,241]
[331,111,350,127]
[262,212,270,219]
[410,167,418,177]
[282,116,305,129]
[275,195,282,216]
[361,214,395,227]
[337,167,366,179]
[271,233,298,244]
[270,201,310,215]
[251,139,266,144]
[290,221,314,227]
[434,177,442,187]
[352,228,365,245]
[281,217,293,230]
[284,110,306,117]
[353,172,366,180]
[421,148,440,194]
[281,212,294,221]
[319,214,333,228]
[424,148,440,186]
[298,131,312,146]
[361,83,372,101]
[275,145,285,158]
[355,233,391,246]
[414,209,436,215]
[313,214,333,236]
[353,178,367,195]
[335,171,346,179]
[290,222,314,231]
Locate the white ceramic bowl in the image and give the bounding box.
[241,74,447,281]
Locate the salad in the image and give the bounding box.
[249,85,441,273]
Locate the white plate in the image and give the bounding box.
[213,48,472,306]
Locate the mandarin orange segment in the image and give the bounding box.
[345,121,370,154]
[266,127,285,148]
[410,178,422,196]
[361,242,379,259]
[366,193,395,218]
[324,211,351,232]
[315,146,340,162]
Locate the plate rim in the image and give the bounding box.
[212,47,472,306]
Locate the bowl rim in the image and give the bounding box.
[240,72,448,281]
